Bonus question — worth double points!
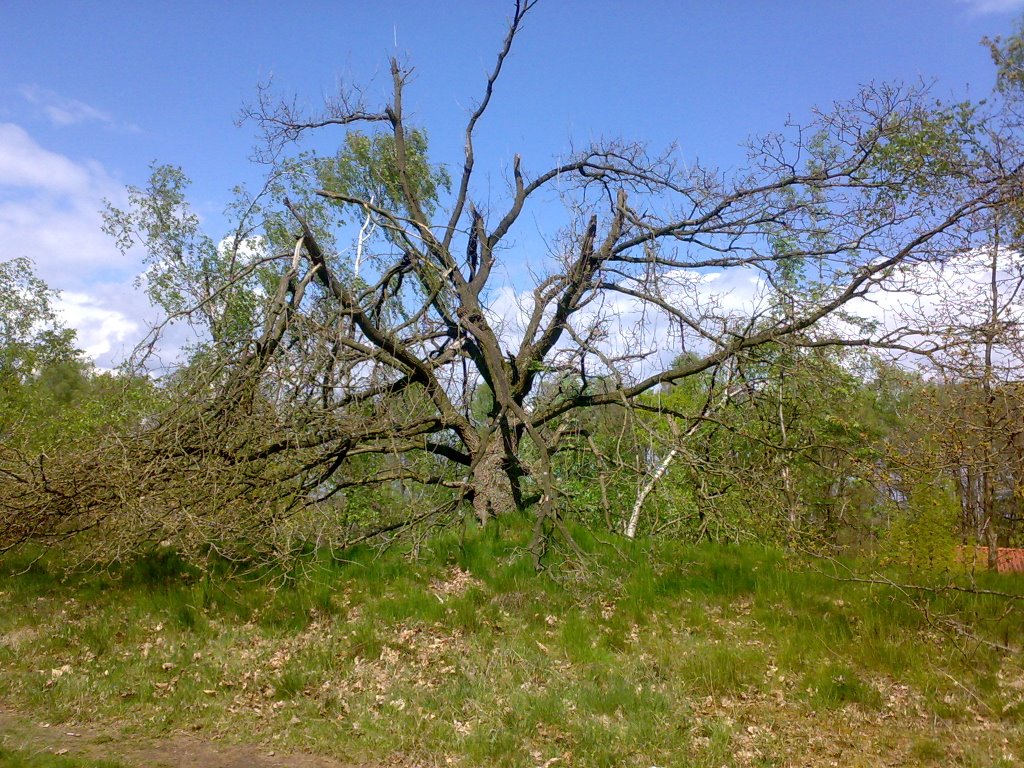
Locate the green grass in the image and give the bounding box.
[1,523,1022,767]
[0,747,127,768]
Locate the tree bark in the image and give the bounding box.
[983,218,1000,572]
[625,447,677,539]
[472,441,515,525]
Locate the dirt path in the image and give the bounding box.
[0,709,367,768]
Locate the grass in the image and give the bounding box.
[0,749,126,768]
[0,519,1022,767]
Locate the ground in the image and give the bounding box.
[0,708,361,768]
[1,530,1022,767]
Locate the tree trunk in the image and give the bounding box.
[783,464,798,530]
[472,442,516,525]
[626,447,677,539]
[983,219,1000,572]
[959,464,977,542]
[983,466,999,571]
[778,376,800,539]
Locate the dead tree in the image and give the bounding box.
[86,1,1016,563]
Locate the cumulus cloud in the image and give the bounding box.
[0,123,98,196]
[0,123,153,368]
[55,291,139,361]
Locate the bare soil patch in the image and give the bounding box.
[0,708,366,768]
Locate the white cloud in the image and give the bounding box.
[0,123,138,275]
[482,265,770,384]
[55,292,139,361]
[0,123,157,368]
[483,247,1024,388]
[956,0,1024,14]
[0,123,95,195]
[845,249,1024,376]
[18,85,139,133]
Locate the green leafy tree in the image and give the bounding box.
[880,476,959,575]
[0,258,82,442]
[0,257,79,384]
[103,165,265,348]
[0,260,161,552]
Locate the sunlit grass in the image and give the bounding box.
[1,525,1022,767]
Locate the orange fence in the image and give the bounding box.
[957,547,1024,573]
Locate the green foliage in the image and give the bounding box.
[102,164,262,344]
[318,129,450,218]
[0,260,164,556]
[0,257,80,386]
[5,361,154,454]
[881,477,959,574]
[985,18,1024,97]
[0,258,149,454]
[252,128,449,291]
[615,346,912,546]
[866,101,978,198]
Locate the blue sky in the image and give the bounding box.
[1,0,1023,367]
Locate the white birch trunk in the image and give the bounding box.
[625,447,678,539]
